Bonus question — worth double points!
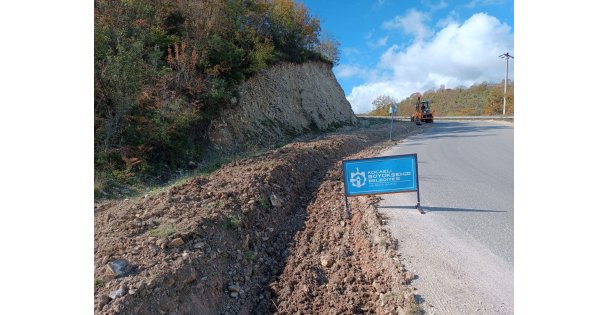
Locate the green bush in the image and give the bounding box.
[94,0,339,200]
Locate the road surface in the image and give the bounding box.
[378,121,514,314]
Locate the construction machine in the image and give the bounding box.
[410,95,434,125]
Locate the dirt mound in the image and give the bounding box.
[94,121,421,314]
[271,161,417,314]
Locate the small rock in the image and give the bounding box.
[230,292,238,298]
[164,278,176,288]
[128,289,137,295]
[185,267,197,284]
[242,234,250,249]
[105,259,131,278]
[149,244,160,256]
[270,193,283,207]
[109,286,127,299]
[320,256,334,268]
[247,199,255,204]
[156,238,168,249]
[339,220,346,227]
[98,294,110,307]
[194,242,205,249]
[404,271,415,282]
[169,238,184,248]
[228,284,240,292]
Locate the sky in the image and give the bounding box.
[301,0,514,113]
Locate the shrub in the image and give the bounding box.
[94,0,338,200]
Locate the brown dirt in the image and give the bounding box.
[94,120,422,314]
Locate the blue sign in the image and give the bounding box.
[343,154,419,196]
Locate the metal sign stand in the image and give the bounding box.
[344,194,351,220]
[389,104,395,141]
[415,155,424,214]
[342,154,425,220]
[415,187,424,214]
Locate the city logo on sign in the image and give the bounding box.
[350,167,366,188]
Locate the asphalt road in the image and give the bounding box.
[378,121,514,314]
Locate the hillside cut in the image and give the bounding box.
[208,61,358,152]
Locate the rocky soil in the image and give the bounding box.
[94,120,422,314]
[208,61,358,153]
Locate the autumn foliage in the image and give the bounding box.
[368,81,514,117]
[94,0,340,199]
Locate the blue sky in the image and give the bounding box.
[301,0,514,113]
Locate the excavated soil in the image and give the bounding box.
[94,120,422,314]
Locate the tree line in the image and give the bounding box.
[368,81,514,117]
[94,0,339,199]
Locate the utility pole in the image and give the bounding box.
[389,103,396,140]
[499,52,514,116]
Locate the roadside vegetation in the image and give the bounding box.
[368,81,514,117]
[94,0,339,200]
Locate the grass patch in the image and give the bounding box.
[95,144,283,203]
[221,215,242,230]
[409,298,423,315]
[148,224,176,238]
[94,116,349,204]
[95,278,105,289]
[257,195,269,209]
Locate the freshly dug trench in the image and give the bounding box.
[94,121,420,314]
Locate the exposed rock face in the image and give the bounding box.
[208,61,358,152]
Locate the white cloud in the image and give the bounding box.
[367,35,389,48]
[436,10,459,28]
[377,36,389,47]
[348,13,513,114]
[335,65,368,79]
[422,0,448,11]
[347,81,412,114]
[383,9,431,42]
[374,0,387,9]
[334,64,384,83]
[341,47,361,58]
[466,0,505,8]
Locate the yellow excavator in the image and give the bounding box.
[410,95,434,125]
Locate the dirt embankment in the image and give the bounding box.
[208,61,358,153]
[94,121,421,314]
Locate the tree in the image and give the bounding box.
[372,95,397,110]
[314,31,340,65]
[94,0,349,199]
